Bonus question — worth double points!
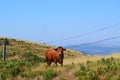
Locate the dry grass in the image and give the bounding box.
[52,52,120,80]
[64,55,99,65]
[12,52,120,80]
[104,52,120,58]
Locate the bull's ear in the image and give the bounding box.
[54,48,58,51]
[63,48,66,50]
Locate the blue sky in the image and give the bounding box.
[0,0,120,46]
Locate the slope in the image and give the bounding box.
[1,37,120,80]
[0,37,84,61]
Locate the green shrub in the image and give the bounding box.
[64,64,75,70]
[21,71,38,78]
[0,74,6,80]
[0,59,25,80]
[40,69,57,80]
[79,63,86,71]
[21,51,45,67]
[0,51,46,79]
[20,72,28,78]
[75,57,120,80]
[86,60,93,65]
[5,59,25,77]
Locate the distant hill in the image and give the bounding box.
[66,44,120,55]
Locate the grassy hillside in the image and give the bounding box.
[0,37,120,80]
[0,37,83,61]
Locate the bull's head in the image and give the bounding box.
[54,46,66,55]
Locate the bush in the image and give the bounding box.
[40,69,57,80]
[21,71,38,79]
[5,60,25,77]
[0,51,46,79]
[64,64,75,70]
[21,51,45,67]
[75,57,120,79]
[0,59,25,80]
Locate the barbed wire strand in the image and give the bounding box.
[46,23,120,43]
[67,35,120,47]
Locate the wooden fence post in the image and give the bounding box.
[2,43,6,61]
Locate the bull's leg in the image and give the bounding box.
[53,59,57,66]
[60,59,63,66]
[61,61,63,66]
[46,58,52,67]
[58,59,63,66]
[55,62,57,66]
[47,61,52,67]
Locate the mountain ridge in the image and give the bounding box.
[66,44,120,55]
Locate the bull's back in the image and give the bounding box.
[45,49,59,59]
[45,49,57,59]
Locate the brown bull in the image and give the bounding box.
[45,46,66,66]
